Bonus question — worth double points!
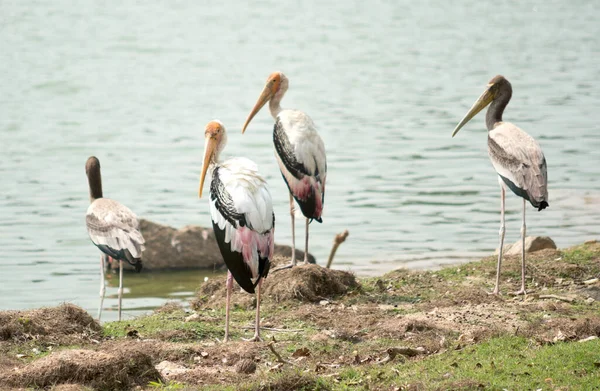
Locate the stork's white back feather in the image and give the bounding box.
[209,157,274,277]
[278,110,327,177]
[86,198,145,258]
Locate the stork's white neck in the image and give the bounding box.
[269,95,282,119]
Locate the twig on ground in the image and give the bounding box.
[267,341,298,366]
[326,230,349,269]
[538,294,575,303]
[240,326,303,332]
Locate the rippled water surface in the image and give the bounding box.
[1,1,599,320]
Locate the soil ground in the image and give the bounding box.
[1,242,600,390]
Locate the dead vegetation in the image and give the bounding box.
[0,303,101,344]
[1,241,600,390]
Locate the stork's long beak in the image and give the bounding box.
[199,136,217,198]
[452,86,495,137]
[241,84,274,134]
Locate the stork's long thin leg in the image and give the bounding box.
[491,185,506,295]
[303,218,309,264]
[117,260,123,321]
[272,194,297,272]
[98,254,106,321]
[224,271,233,343]
[515,198,527,295]
[243,279,263,342]
[290,193,296,266]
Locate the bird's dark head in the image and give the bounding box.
[85,156,102,201]
[452,75,512,137]
[85,156,100,176]
[485,75,512,99]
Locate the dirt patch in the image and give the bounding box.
[0,347,160,390]
[252,372,331,391]
[264,264,360,302]
[522,315,600,343]
[0,304,101,344]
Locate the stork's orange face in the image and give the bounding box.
[205,120,225,143]
[241,72,285,134]
[199,121,225,198]
[266,72,282,95]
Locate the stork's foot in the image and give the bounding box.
[242,334,262,342]
[487,288,501,296]
[512,288,527,296]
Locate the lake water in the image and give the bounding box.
[1,0,599,321]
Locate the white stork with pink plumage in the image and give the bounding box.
[198,120,274,342]
[242,72,327,269]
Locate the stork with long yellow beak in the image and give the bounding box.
[452,75,549,295]
[242,72,326,270]
[199,120,274,342]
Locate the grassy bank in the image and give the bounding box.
[1,241,599,390]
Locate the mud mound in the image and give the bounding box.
[0,304,100,344]
[0,347,160,390]
[264,264,360,302]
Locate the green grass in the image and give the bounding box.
[102,310,225,341]
[561,245,598,266]
[332,336,600,390]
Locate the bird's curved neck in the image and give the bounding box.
[269,91,284,119]
[486,87,512,131]
[87,170,103,202]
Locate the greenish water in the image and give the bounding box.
[1,0,599,321]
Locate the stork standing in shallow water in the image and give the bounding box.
[242,72,326,270]
[85,156,145,321]
[199,120,274,342]
[452,75,549,295]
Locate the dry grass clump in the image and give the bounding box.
[0,303,100,344]
[0,347,160,390]
[264,264,360,302]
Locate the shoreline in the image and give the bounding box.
[1,240,599,390]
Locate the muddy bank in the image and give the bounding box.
[113,219,315,271]
[2,241,600,390]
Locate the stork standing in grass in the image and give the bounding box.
[198,120,274,342]
[452,75,549,295]
[85,156,145,321]
[242,72,326,270]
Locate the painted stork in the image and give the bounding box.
[198,120,274,342]
[85,156,145,321]
[242,72,326,270]
[452,75,549,295]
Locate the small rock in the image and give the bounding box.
[185,313,200,322]
[578,336,598,343]
[496,236,557,256]
[586,297,595,304]
[235,359,256,374]
[319,300,330,306]
[155,360,189,379]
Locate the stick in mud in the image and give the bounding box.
[267,341,299,366]
[326,230,349,269]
